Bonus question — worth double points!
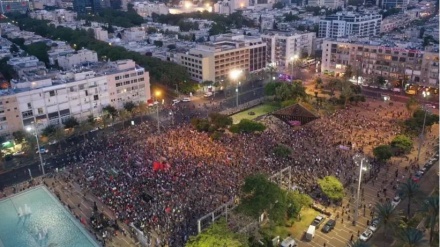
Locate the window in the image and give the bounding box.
[27,103,31,109]
[124,74,129,78]
[37,108,43,114]
[85,90,89,96]
[22,110,33,118]
[116,82,122,87]
[49,91,55,97]
[94,95,99,101]
[115,76,120,80]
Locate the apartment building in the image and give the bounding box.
[380,0,409,9]
[261,31,316,68]
[321,40,439,87]
[307,0,343,9]
[0,59,150,135]
[318,12,382,38]
[57,49,98,70]
[7,56,47,78]
[132,2,169,17]
[0,0,30,14]
[122,27,146,42]
[176,34,267,82]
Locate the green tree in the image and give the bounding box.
[351,240,371,247]
[63,117,79,129]
[397,227,427,247]
[398,179,421,218]
[185,219,248,247]
[118,109,131,129]
[238,174,287,224]
[12,130,26,144]
[377,76,387,86]
[272,144,292,158]
[343,65,353,79]
[264,81,282,96]
[373,145,393,161]
[153,40,163,47]
[286,191,313,219]
[404,109,439,134]
[9,44,19,53]
[375,202,402,240]
[229,119,266,134]
[405,97,419,115]
[123,101,136,113]
[391,135,413,155]
[420,195,439,243]
[103,105,118,118]
[314,77,323,88]
[41,124,57,137]
[272,2,284,9]
[25,42,50,66]
[208,113,232,129]
[75,120,92,139]
[340,80,354,106]
[136,102,149,121]
[317,176,345,202]
[191,118,211,132]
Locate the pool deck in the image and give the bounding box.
[0,175,143,247]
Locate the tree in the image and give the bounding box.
[123,101,136,113]
[405,109,439,134]
[317,176,345,202]
[41,124,57,137]
[373,145,393,161]
[343,65,353,79]
[398,179,421,218]
[103,105,118,119]
[286,191,313,219]
[208,113,232,129]
[351,240,371,247]
[63,117,79,129]
[340,80,354,106]
[9,44,19,54]
[397,227,427,247]
[75,120,92,139]
[118,109,131,129]
[420,195,439,243]
[390,135,413,155]
[375,202,401,240]
[272,2,284,9]
[405,97,419,115]
[185,219,248,247]
[153,40,163,47]
[264,81,282,96]
[314,77,323,88]
[24,42,50,66]
[136,102,149,121]
[238,174,287,224]
[229,119,266,134]
[12,130,26,144]
[272,144,292,158]
[377,76,387,86]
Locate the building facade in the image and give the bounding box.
[261,31,316,67]
[0,59,150,135]
[321,40,439,87]
[318,12,382,38]
[307,0,343,9]
[177,35,267,82]
[57,49,98,70]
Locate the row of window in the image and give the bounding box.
[114,71,144,81]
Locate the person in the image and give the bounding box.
[350,234,354,242]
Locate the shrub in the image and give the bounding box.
[229,119,266,134]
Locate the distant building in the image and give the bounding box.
[261,31,316,67]
[73,0,101,13]
[0,59,150,135]
[0,0,29,14]
[93,27,109,42]
[318,12,382,38]
[380,0,409,9]
[57,49,98,70]
[132,2,169,17]
[176,34,267,82]
[321,39,439,87]
[307,0,343,9]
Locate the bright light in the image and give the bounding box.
[26,126,32,132]
[184,1,192,8]
[290,55,299,61]
[155,90,161,97]
[205,3,210,7]
[229,69,242,80]
[240,2,244,7]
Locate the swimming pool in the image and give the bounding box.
[0,186,100,247]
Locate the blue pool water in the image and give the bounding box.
[0,186,100,247]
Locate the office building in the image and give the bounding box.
[57,49,98,70]
[0,0,29,14]
[318,12,382,38]
[321,39,439,87]
[379,0,409,9]
[307,0,343,9]
[0,59,150,135]
[176,34,267,82]
[261,31,316,67]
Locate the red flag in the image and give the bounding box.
[153,161,162,171]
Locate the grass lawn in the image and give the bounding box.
[230,103,280,124]
[290,208,320,240]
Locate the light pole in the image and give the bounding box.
[155,90,161,133]
[169,111,174,126]
[353,154,368,226]
[229,69,242,108]
[26,122,45,175]
[290,55,299,78]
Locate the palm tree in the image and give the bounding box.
[419,195,439,243]
[375,202,402,240]
[397,227,427,247]
[351,240,371,247]
[398,179,421,218]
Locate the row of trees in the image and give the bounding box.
[8,13,196,93]
[373,135,414,161]
[79,6,144,28]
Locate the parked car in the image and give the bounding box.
[48,140,58,145]
[12,151,25,156]
[368,218,380,232]
[412,173,422,182]
[391,196,401,208]
[322,219,336,233]
[182,97,191,102]
[359,229,373,241]
[203,92,213,97]
[35,147,49,154]
[311,215,326,228]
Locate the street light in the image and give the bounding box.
[169,111,174,125]
[26,122,45,175]
[290,55,299,78]
[353,154,368,226]
[416,100,429,164]
[229,69,242,108]
[155,90,161,133]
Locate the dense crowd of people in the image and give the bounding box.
[61,101,418,246]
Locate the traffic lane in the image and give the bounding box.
[362,88,439,105]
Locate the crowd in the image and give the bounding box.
[61,100,418,246]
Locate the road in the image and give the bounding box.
[361,87,439,109]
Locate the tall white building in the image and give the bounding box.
[0,59,150,135]
[261,31,316,67]
[132,2,169,17]
[57,49,98,70]
[318,12,382,38]
[176,34,267,82]
[307,0,343,9]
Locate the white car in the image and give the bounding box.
[148,101,159,107]
[368,218,380,232]
[182,97,191,102]
[391,196,401,208]
[48,140,58,145]
[203,92,213,97]
[12,151,25,156]
[172,99,180,105]
[359,229,373,241]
